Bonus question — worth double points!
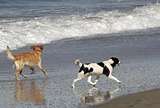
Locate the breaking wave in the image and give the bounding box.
[0,4,160,52]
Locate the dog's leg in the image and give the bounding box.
[20,70,28,79]
[72,72,84,88]
[72,78,82,88]
[93,75,100,86]
[108,75,121,83]
[21,74,28,78]
[29,66,35,74]
[87,76,96,86]
[15,62,22,80]
[15,69,21,80]
[38,63,48,77]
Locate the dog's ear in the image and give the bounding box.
[110,57,119,64]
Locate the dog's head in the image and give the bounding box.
[109,57,120,67]
[74,59,80,65]
[31,44,43,52]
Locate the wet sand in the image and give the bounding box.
[0,29,160,108]
[91,89,160,108]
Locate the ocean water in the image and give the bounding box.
[0,0,159,51]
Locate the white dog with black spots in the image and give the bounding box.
[72,57,121,88]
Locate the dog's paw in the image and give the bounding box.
[92,85,96,87]
[72,86,75,89]
[118,82,122,85]
[92,84,96,87]
[71,85,75,89]
[22,74,28,79]
[117,81,122,84]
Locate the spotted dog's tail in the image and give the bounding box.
[6,46,15,60]
[74,59,82,67]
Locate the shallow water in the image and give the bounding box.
[0,29,160,107]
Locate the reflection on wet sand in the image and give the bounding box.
[75,87,119,106]
[15,80,47,105]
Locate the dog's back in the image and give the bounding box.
[6,46,41,65]
[13,51,41,64]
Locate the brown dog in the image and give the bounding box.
[6,44,48,80]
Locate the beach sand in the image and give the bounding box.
[0,30,160,108]
[90,89,160,108]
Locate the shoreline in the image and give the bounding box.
[1,26,160,53]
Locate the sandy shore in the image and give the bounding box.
[0,30,160,108]
[90,89,160,108]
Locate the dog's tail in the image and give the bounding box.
[6,46,15,60]
[74,59,82,67]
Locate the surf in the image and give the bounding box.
[0,4,160,52]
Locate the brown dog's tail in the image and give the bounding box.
[74,59,82,67]
[6,46,15,60]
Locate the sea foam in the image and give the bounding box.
[0,4,160,52]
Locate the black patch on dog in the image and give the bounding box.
[103,66,110,76]
[110,57,119,68]
[97,62,105,68]
[98,62,110,76]
[79,64,93,74]
[111,63,116,68]
[79,64,84,72]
